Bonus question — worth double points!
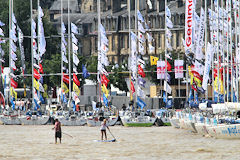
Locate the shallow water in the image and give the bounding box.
[0,125,239,160]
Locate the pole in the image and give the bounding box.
[234,2,238,102]
[204,0,208,101]
[68,0,71,104]
[60,0,63,104]
[230,0,233,102]
[226,0,229,102]
[178,53,180,98]
[97,0,102,103]
[222,0,225,103]
[211,0,214,101]
[9,0,12,106]
[217,0,220,102]
[37,0,40,100]
[30,0,34,105]
[128,0,132,101]
[164,0,168,104]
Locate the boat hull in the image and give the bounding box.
[19,115,50,125]
[0,115,21,125]
[170,118,180,128]
[121,117,156,127]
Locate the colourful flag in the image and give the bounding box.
[63,73,69,84]
[34,69,41,80]
[137,97,146,109]
[11,78,18,88]
[73,73,80,86]
[73,82,80,95]
[103,93,108,107]
[101,74,109,87]
[131,81,135,93]
[82,64,90,79]
[61,82,69,93]
[150,56,159,66]
[101,84,109,97]
[138,65,146,77]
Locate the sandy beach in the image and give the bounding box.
[0,125,239,160]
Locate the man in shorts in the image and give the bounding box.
[53,118,62,144]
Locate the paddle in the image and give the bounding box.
[62,132,74,138]
[107,128,116,142]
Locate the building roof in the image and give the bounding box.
[50,0,80,13]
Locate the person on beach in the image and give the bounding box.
[100,119,109,140]
[52,119,62,144]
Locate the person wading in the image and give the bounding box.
[52,119,62,144]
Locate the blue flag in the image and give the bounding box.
[38,92,45,104]
[82,64,90,79]
[214,91,218,103]
[219,94,224,103]
[188,88,194,103]
[34,99,40,110]
[103,93,108,107]
[166,99,172,108]
[233,91,237,102]
[163,91,167,103]
[137,97,146,109]
[10,98,15,110]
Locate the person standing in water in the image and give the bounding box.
[100,119,109,140]
[52,119,62,144]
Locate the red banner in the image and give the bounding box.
[63,73,69,84]
[34,69,41,80]
[73,73,80,86]
[11,78,18,88]
[138,65,146,77]
[39,64,44,74]
[131,81,135,93]
[101,74,109,87]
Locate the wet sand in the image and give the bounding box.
[0,125,239,160]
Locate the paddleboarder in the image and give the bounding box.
[100,119,109,140]
[52,118,62,144]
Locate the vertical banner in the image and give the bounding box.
[195,8,205,60]
[157,61,166,79]
[174,60,184,79]
[185,0,194,51]
[202,43,213,90]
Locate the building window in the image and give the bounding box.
[127,35,129,48]
[112,35,115,51]
[156,16,160,28]
[95,38,98,51]
[112,19,116,30]
[90,5,92,11]
[158,33,161,48]
[176,32,179,47]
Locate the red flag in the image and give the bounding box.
[39,64,44,74]
[138,65,146,77]
[131,81,135,93]
[1,66,3,73]
[73,73,80,86]
[11,78,18,88]
[34,69,41,80]
[167,61,172,71]
[63,73,69,84]
[101,74,109,87]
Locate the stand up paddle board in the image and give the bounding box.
[93,139,116,142]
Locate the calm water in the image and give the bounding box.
[0,125,238,160]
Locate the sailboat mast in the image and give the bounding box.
[9,0,12,105]
[97,0,102,103]
[128,0,132,101]
[68,0,71,102]
[60,0,63,102]
[204,0,208,100]
[211,0,214,101]
[30,0,34,104]
[230,0,233,102]
[217,0,220,102]
[164,0,168,103]
[222,0,225,103]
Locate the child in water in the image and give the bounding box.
[100,119,109,140]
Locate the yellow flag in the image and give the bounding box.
[73,82,80,95]
[61,82,69,93]
[10,87,17,100]
[43,84,48,98]
[101,84,109,97]
[150,56,159,66]
[33,79,39,90]
[24,84,26,97]
[214,76,224,94]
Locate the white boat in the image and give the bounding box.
[0,110,21,125]
[55,111,87,126]
[87,115,118,127]
[170,117,180,128]
[19,115,49,125]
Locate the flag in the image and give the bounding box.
[92,101,98,111]
[10,87,17,100]
[131,81,135,93]
[73,82,81,95]
[147,0,153,9]
[34,69,41,80]
[137,97,146,109]
[0,20,5,26]
[38,92,45,104]
[10,98,15,110]
[147,33,153,42]
[23,84,26,97]
[101,74,110,86]
[71,23,78,34]
[71,33,78,44]
[99,23,106,35]
[167,61,172,71]
[39,64,43,74]
[163,91,167,103]
[101,84,109,97]
[166,17,173,28]
[174,60,184,79]
[166,99,172,108]
[11,78,18,88]
[164,81,172,94]
[73,53,79,66]
[138,77,146,88]
[137,87,145,98]
[34,99,40,110]
[82,64,90,78]
[103,93,108,107]
[138,21,146,33]
[150,56,159,65]
[61,82,69,93]
[72,100,76,111]
[33,79,39,90]
[165,6,171,18]
[137,10,145,22]
[138,65,146,77]
[149,44,155,53]
[63,73,69,84]
[43,84,48,98]
[73,73,80,86]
